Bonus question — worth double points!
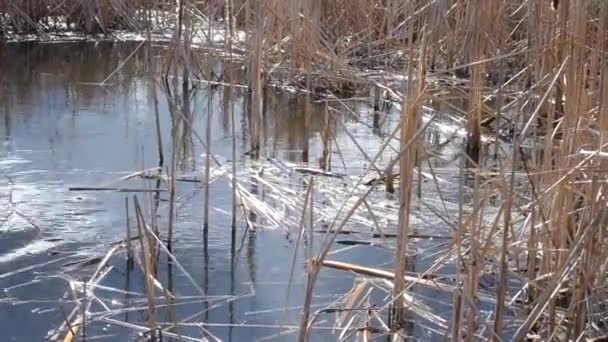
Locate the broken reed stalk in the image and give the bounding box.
[125,197,132,269]
[466,160,482,342]
[286,177,314,307]
[151,68,165,241]
[140,216,206,296]
[319,102,331,171]
[228,77,238,232]
[133,196,157,331]
[166,0,187,255]
[51,247,118,341]
[492,164,513,339]
[166,94,177,255]
[322,259,455,291]
[81,279,86,340]
[60,268,115,342]
[308,176,314,256]
[68,187,166,192]
[451,152,466,340]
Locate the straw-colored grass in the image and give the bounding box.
[6,0,608,340]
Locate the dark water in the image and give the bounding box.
[0,41,472,341]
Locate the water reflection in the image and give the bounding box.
[0,42,338,170]
[0,41,463,341]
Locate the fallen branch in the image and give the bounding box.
[319,259,454,292]
[69,187,167,192]
[294,167,346,179]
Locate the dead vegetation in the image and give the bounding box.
[3,0,608,341]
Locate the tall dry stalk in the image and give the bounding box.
[248,0,264,159]
[133,196,157,332]
[391,3,426,328]
[464,0,486,165]
[203,1,215,234]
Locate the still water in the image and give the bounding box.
[0,41,464,341]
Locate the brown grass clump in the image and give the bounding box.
[226,0,608,340]
[1,0,142,33]
[6,0,608,340]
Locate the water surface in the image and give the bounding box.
[0,41,466,341]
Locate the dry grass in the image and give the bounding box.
[6,0,608,340]
[223,0,608,340]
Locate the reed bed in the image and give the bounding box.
[4,0,608,340]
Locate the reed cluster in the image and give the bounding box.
[226,0,608,340]
[6,0,608,340]
[0,0,165,34]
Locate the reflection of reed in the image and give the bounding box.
[318,102,332,171]
[179,72,195,172]
[163,75,178,255]
[225,30,239,337]
[302,89,310,163]
[0,42,146,121]
[223,60,238,230]
[2,98,11,143]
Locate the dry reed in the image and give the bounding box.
[8,0,608,340]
